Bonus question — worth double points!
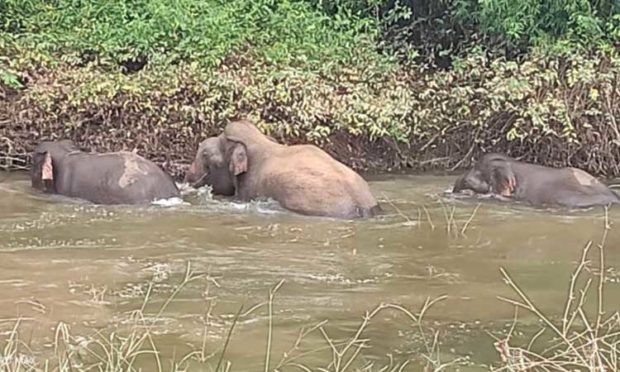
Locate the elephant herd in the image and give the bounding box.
[30,120,620,218]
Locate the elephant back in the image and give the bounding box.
[256,146,378,218]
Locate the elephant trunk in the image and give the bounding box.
[183,162,194,183]
[360,204,383,218]
[184,161,206,187]
[452,175,466,193]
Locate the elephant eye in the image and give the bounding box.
[201,148,217,164]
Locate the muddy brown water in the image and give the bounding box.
[1,171,620,370]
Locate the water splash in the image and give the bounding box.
[151,196,187,207]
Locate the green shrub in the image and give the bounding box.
[2,0,620,177]
[0,0,390,73]
[2,47,620,177]
[308,0,620,61]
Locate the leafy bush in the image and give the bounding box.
[1,0,620,177]
[0,0,389,72]
[309,0,620,62]
[2,47,620,177]
[479,0,620,50]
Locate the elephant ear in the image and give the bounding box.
[42,152,54,182]
[490,160,516,197]
[228,142,248,176]
[32,151,54,191]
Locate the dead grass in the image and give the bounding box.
[0,264,463,371]
[492,207,620,371]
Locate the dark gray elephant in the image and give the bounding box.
[31,140,180,204]
[452,153,620,208]
[184,120,381,219]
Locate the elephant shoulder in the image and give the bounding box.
[290,144,334,160]
[115,153,164,188]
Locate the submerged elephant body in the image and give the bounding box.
[32,140,180,205]
[185,120,380,219]
[453,153,620,208]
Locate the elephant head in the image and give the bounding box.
[31,140,79,192]
[453,153,517,197]
[184,121,278,195]
[184,135,246,196]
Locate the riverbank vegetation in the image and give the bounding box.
[1,0,620,177]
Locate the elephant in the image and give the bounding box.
[184,120,381,219]
[452,153,620,208]
[31,140,180,205]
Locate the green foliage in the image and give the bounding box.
[3,47,620,176]
[0,67,22,89]
[0,0,389,72]
[1,0,620,176]
[0,50,22,89]
[2,0,617,72]
[478,0,619,51]
[308,0,620,59]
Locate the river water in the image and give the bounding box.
[1,171,619,371]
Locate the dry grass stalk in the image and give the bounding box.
[492,207,620,371]
[0,268,466,372]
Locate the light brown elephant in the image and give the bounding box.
[185,120,381,219]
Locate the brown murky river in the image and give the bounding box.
[1,171,620,371]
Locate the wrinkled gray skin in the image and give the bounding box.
[32,140,180,205]
[185,120,381,219]
[453,153,620,208]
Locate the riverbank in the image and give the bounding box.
[2,0,620,178]
[3,49,620,179]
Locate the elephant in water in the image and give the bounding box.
[452,153,620,208]
[184,120,381,219]
[31,140,180,204]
